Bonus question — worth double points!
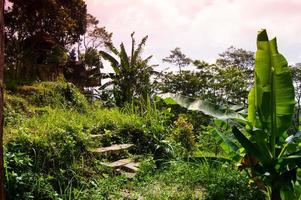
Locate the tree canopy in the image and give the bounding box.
[158,47,254,106]
[163,47,191,73]
[5,0,87,46]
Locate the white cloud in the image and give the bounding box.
[86,0,301,69]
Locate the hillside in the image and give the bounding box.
[3,81,264,200]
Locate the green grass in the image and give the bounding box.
[4,105,144,143]
[80,160,265,200]
[3,81,265,199]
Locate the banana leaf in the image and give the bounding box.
[120,43,130,71]
[211,127,240,160]
[248,29,295,157]
[158,93,245,120]
[232,126,271,165]
[99,50,120,75]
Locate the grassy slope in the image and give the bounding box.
[3,81,264,200]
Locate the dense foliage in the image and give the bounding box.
[158,47,254,106]
[2,81,265,199]
[1,1,300,199]
[5,0,87,46]
[232,30,298,200]
[160,30,301,200]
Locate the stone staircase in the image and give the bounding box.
[88,135,140,178]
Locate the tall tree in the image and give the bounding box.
[215,47,255,105]
[216,46,254,86]
[216,46,254,70]
[4,0,87,82]
[158,71,204,97]
[163,47,191,74]
[0,0,5,198]
[159,47,253,106]
[6,0,87,46]
[81,14,112,52]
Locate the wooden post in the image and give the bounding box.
[0,0,5,198]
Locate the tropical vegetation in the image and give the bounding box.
[161,30,301,200]
[0,1,300,200]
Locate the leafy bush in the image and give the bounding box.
[170,114,196,155]
[88,101,176,158]
[158,161,265,200]
[17,81,88,112]
[202,164,265,200]
[4,93,32,126]
[5,124,89,199]
[197,125,222,155]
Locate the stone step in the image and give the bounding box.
[89,134,102,138]
[89,144,134,154]
[116,168,136,178]
[122,162,140,173]
[101,158,133,168]
[121,171,137,179]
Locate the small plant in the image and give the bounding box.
[171,114,196,155]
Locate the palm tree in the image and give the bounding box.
[0,0,5,198]
[99,32,158,106]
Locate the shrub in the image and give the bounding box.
[4,93,32,126]
[4,124,90,199]
[97,160,265,200]
[18,81,88,112]
[170,114,196,155]
[202,165,265,200]
[160,161,265,200]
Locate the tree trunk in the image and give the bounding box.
[271,189,281,200]
[271,181,281,200]
[0,0,5,198]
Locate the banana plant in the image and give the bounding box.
[159,30,301,200]
[99,32,158,106]
[232,29,300,200]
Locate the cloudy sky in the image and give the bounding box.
[86,0,301,69]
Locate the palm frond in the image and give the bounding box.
[99,51,120,75]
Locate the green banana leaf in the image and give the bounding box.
[232,126,271,165]
[248,29,295,157]
[158,93,245,120]
[99,50,120,75]
[270,37,295,136]
[120,43,130,71]
[211,127,240,160]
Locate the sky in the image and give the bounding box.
[86,0,301,71]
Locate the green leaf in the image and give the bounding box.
[212,128,240,159]
[250,29,295,158]
[254,30,272,125]
[99,51,120,75]
[232,126,271,165]
[269,38,295,136]
[120,43,130,71]
[132,35,148,66]
[247,87,256,126]
[158,93,245,120]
